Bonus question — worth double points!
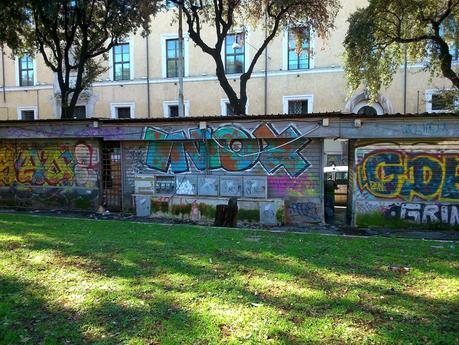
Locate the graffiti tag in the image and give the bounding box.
[385,203,459,226]
[0,142,99,188]
[143,123,312,177]
[286,201,321,222]
[357,150,459,202]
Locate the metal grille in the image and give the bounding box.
[288,100,308,114]
[102,141,122,211]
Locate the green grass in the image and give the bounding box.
[0,214,458,345]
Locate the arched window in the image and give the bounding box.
[353,101,384,115]
[357,106,378,116]
[345,91,391,115]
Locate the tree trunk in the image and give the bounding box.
[214,197,238,228]
[69,88,83,118]
[213,52,247,115]
[60,91,71,119]
[224,197,238,227]
[214,205,227,227]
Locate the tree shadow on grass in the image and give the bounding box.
[0,275,86,344]
[0,274,214,345]
[0,215,458,344]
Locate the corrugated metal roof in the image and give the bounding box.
[0,112,456,125]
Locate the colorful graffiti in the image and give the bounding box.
[357,150,459,202]
[143,123,312,177]
[74,144,99,188]
[385,203,459,226]
[0,142,99,188]
[268,176,319,198]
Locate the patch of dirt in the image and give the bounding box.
[219,324,233,337]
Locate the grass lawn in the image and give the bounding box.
[0,214,458,345]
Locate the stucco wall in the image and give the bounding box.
[0,0,454,120]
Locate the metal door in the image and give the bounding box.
[102,141,122,211]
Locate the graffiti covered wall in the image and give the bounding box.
[354,143,459,227]
[123,122,323,223]
[0,140,100,210]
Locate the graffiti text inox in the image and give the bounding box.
[143,123,312,177]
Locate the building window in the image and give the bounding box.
[117,107,131,119]
[426,90,458,113]
[283,95,313,114]
[288,28,311,70]
[225,33,245,74]
[357,106,378,115]
[432,94,447,111]
[163,100,189,118]
[169,105,179,117]
[226,103,235,116]
[288,100,308,114]
[165,1,176,10]
[21,110,35,120]
[220,99,248,115]
[17,107,37,120]
[18,55,34,86]
[161,34,188,78]
[353,101,384,115]
[72,105,86,119]
[111,102,135,119]
[113,43,131,81]
[166,38,183,78]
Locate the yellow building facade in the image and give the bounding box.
[0,0,453,121]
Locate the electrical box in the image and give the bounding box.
[134,175,155,195]
[220,176,243,197]
[243,176,267,198]
[176,175,198,195]
[198,175,219,196]
[155,175,176,195]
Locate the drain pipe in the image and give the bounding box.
[146,33,151,118]
[1,44,5,103]
[36,88,40,119]
[263,7,268,115]
[416,90,420,114]
[403,46,407,113]
[178,3,185,118]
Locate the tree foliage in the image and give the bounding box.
[344,0,459,100]
[169,0,339,115]
[0,0,158,118]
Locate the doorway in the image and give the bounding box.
[101,141,122,211]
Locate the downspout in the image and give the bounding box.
[264,8,268,115]
[1,44,6,103]
[36,89,40,119]
[146,33,151,118]
[403,46,407,113]
[178,3,185,117]
[416,90,420,114]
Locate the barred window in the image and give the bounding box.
[288,100,309,114]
